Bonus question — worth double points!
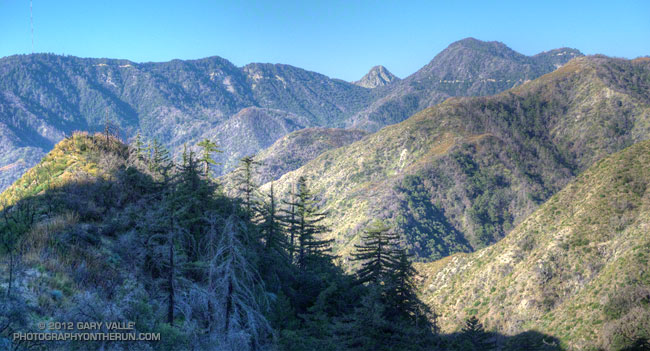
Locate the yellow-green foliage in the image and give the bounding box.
[0,132,126,209]
[264,56,650,262]
[1,132,128,309]
[417,140,650,350]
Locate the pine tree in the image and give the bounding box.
[203,214,272,350]
[290,177,333,269]
[197,138,222,178]
[174,145,217,263]
[142,204,190,326]
[336,285,392,351]
[130,132,147,162]
[387,249,420,320]
[147,139,172,177]
[460,316,495,350]
[234,155,261,217]
[280,184,299,264]
[351,219,400,285]
[259,182,288,258]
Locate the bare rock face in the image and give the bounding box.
[353,65,399,88]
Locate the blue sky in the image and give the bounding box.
[0,0,648,81]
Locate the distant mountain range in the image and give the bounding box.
[265,56,650,262]
[0,38,581,191]
[1,37,649,349]
[346,38,583,130]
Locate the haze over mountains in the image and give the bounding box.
[345,38,583,130]
[0,38,581,191]
[266,56,650,262]
[1,35,650,350]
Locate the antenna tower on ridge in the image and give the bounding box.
[30,0,34,54]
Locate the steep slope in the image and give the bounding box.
[347,38,582,130]
[0,54,374,190]
[266,56,650,262]
[418,140,650,350]
[353,65,399,89]
[0,39,580,191]
[252,127,368,184]
[203,107,311,172]
[0,133,446,351]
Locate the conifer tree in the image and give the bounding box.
[174,145,217,262]
[351,220,400,285]
[147,139,172,177]
[260,182,287,258]
[143,206,189,326]
[197,138,222,178]
[131,132,147,161]
[147,139,173,185]
[387,249,420,320]
[336,285,391,351]
[287,176,333,269]
[234,155,261,217]
[460,316,495,350]
[280,184,299,264]
[202,214,272,350]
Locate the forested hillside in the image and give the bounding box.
[0,133,435,350]
[0,54,374,191]
[0,132,566,350]
[345,38,583,130]
[266,56,650,263]
[221,127,368,187]
[418,139,650,350]
[3,35,646,350]
[0,38,579,191]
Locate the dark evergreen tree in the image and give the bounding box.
[351,219,400,285]
[280,184,299,264]
[460,316,495,350]
[387,249,420,320]
[197,138,222,178]
[147,139,173,178]
[130,132,147,162]
[141,194,189,327]
[336,285,392,351]
[287,176,333,269]
[260,182,288,257]
[234,155,261,217]
[174,145,218,263]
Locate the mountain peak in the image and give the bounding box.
[353,65,399,88]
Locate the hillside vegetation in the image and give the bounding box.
[418,139,650,350]
[0,39,578,191]
[0,133,448,351]
[0,54,374,190]
[265,56,650,263]
[222,127,368,186]
[346,38,583,131]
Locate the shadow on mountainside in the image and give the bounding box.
[0,134,569,351]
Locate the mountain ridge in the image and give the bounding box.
[417,139,650,350]
[0,39,583,191]
[263,55,650,263]
[345,38,583,130]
